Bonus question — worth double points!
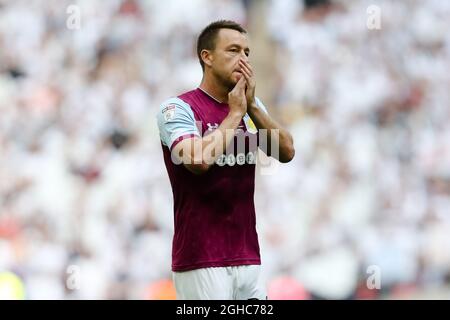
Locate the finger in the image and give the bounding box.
[240,64,252,83]
[232,75,245,87]
[239,58,252,69]
[237,75,246,88]
[240,65,253,81]
[238,61,251,79]
[239,60,253,76]
[238,60,251,75]
[240,65,255,89]
[232,75,246,92]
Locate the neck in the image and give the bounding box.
[199,74,230,104]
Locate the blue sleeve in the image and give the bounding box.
[255,97,269,114]
[156,97,201,150]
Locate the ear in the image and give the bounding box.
[201,49,213,68]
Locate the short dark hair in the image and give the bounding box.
[197,20,247,71]
[304,0,330,9]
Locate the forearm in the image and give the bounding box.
[248,103,295,162]
[197,111,243,165]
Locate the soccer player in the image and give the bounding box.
[156,20,295,300]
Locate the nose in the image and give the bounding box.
[239,52,249,63]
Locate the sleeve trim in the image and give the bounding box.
[169,133,199,151]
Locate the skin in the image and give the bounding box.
[172,28,295,174]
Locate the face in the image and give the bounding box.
[204,28,250,90]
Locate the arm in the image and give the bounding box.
[247,101,295,163]
[238,59,295,163]
[172,110,242,175]
[171,76,248,175]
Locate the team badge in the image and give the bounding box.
[243,114,257,134]
[162,104,176,122]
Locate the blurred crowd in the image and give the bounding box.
[1,0,450,299]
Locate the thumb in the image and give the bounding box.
[236,76,246,90]
[230,76,245,93]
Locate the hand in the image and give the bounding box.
[228,76,247,117]
[238,59,256,108]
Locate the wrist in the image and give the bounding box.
[228,110,245,119]
[248,102,258,113]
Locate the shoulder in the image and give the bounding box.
[157,97,194,121]
[159,96,191,111]
[177,88,200,101]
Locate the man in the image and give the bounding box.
[156,20,295,300]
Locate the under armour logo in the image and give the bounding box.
[207,123,219,131]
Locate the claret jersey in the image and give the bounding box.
[157,88,268,272]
